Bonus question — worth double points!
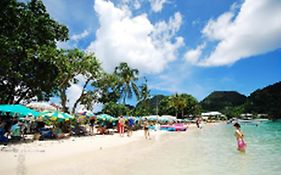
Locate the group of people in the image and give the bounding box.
[117,116,136,137]
[117,117,156,139]
[0,113,37,145]
[0,112,247,152]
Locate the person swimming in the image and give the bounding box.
[233,123,246,152]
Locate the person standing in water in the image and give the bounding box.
[233,123,246,152]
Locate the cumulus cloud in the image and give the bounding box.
[185,0,281,66]
[184,43,205,64]
[87,0,184,74]
[149,0,167,13]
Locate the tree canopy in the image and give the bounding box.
[114,62,140,104]
[0,0,68,104]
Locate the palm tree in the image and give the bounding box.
[114,62,140,104]
[139,78,150,102]
[169,93,187,117]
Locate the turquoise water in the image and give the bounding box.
[124,121,281,175]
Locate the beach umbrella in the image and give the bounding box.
[0,104,40,117]
[96,114,117,122]
[159,115,177,122]
[146,115,160,121]
[77,110,94,118]
[40,111,74,121]
[26,102,57,112]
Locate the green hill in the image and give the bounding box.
[200,91,247,112]
[246,81,281,119]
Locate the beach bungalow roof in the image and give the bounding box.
[201,111,222,116]
[240,113,253,117]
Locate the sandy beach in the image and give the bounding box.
[1,122,281,175]
[0,126,177,175]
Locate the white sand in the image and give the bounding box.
[0,123,218,175]
[0,129,169,175]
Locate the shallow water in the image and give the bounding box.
[124,122,281,175]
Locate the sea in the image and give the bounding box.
[119,121,281,175]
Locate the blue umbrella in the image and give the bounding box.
[0,104,40,117]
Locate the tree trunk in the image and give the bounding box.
[72,78,91,114]
[60,88,67,112]
[123,93,126,104]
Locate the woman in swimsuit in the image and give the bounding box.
[233,123,246,152]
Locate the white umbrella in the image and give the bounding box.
[146,115,160,121]
[26,102,57,112]
[159,115,177,121]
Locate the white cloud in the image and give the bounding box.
[71,30,90,41]
[87,0,183,74]
[185,0,281,67]
[184,43,205,64]
[149,0,167,13]
[56,30,90,49]
[65,75,86,112]
[133,0,141,10]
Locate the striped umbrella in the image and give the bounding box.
[40,111,74,121]
[96,114,117,122]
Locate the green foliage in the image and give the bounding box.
[101,102,130,117]
[0,0,68,103]
[114,62,140,104]
[246,81,281,119]
[135,93,200,117]
[200,91,247,112]
[54,49,102,113]
[222,105,245,119]
[93,73,121,104]
[159,94,200,117]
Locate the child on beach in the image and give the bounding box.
[233,123,246,152]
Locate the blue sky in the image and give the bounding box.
[41,0,281,109]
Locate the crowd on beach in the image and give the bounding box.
[0,110,247,153]
[0,112,192,146]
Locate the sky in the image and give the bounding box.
[40,0,281,110]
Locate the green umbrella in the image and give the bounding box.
[96,114,117,122]
[40,111,74,121]
[0,104,40,117]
